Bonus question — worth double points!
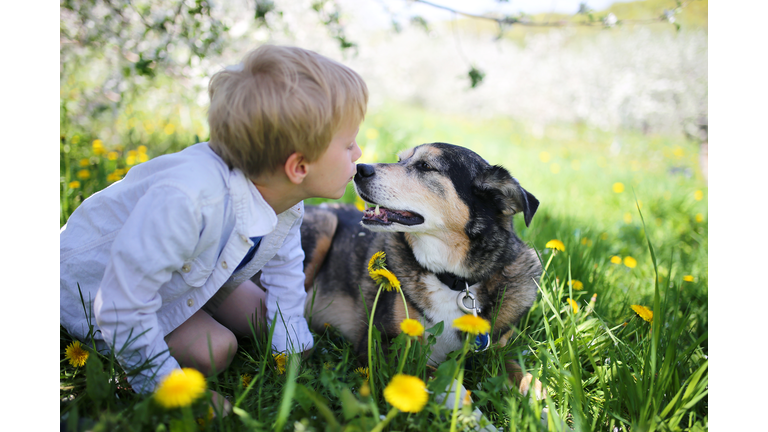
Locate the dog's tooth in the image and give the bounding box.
[374,205,380,216]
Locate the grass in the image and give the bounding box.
[60,101,708,431]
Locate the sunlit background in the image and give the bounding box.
[54,1,722,430]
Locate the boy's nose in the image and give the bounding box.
[356,164,375,178]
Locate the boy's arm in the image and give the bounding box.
[94,185,201,393]
[259,204,314,354]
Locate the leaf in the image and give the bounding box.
[233,407,265,429]
[425,320,444,337]
[340,387,362,420]
[468,66,485,88]
[85,354,111,406]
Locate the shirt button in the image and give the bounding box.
[181,264,191,273]
[187,298,194,307]
[221,261,228,269]
[240,234,249,243]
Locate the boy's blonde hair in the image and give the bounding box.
[208,45,368,177]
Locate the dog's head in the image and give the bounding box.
[354,143,538,275]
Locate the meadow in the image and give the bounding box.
[60,98,708,431]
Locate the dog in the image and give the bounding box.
[300,142,542,396]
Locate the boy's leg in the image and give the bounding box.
[211,279,268,338]
[164,309,238,377]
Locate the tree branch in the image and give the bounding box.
[411,0,698,28]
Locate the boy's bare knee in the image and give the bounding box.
[166,310,239,376]
[205,330,238,375]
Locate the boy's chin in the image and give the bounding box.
[316,188,345,201]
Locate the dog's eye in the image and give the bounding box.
[417,161,434,171]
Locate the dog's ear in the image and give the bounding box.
[473,165,539,227]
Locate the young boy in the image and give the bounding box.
[60,45,368,410]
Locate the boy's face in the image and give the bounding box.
[304,123,362,199]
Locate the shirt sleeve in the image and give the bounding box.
[259,205,314,354]
[94,184,200,393]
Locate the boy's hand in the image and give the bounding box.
[301,346,314,360]
[210,390,232,417]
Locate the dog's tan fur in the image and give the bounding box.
[299,143,542,395]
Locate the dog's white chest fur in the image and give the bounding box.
[420,275,481,365]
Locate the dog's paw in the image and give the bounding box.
[517,372,546,400]
[434,379,499,432]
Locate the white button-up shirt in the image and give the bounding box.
[60,143,313,393]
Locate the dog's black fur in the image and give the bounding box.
[300,143,542,390]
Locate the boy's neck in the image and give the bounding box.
[251,177,303,215]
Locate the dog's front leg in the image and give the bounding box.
[434,379,498,432]
[506,359,573,430]
[506,359,546,399]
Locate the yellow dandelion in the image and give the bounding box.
[612,182,625,193]
[597,156,607,167]
[79,158,89,167]
[452,314,491,335]
[365,128,379,140]
[370,268,401,292]
[400,319,424,337]
[68,181,81,189]
[568,280,584,290]
[360,381,371,397]
[92,139,106,155]
[355,367,370,381]
[107,172,121,183]
[623,213,633,224]
[196,406,215,429]
[683,275,694,282]
[164,123,176,135]
[600,233,609,241]
[154,368,207,409]
[694,190,703,201]
[368,251,387,273]
[566,298,579,313]
[355,196,366,212]
[76,169,91,180]
[241,374,253,388]
[610,256,622,264]
[64,340,89,367]
[539,151,551,163]
[138,152,149,163]
[138,145,148,153]
[273,353,286,375]
[323,322,332,329]
[383,374,429,413]
[587,293,597,312]
[695,213,704,223]
[545,239,565,252]
[107,151,119,161]
[630,305,653,323]
[463,389,472,406]
[71,135,81,144]
[623,256,637,269]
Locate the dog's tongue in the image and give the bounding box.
[363,206,417,224]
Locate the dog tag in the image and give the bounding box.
[457,284,481,315]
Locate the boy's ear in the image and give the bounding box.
[284,152,309,184]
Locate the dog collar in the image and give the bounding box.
[435,272,479,292]
[435,273,490,351]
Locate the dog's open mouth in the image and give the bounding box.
[362,203,424,226]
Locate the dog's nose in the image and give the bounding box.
[356,164,375,178]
